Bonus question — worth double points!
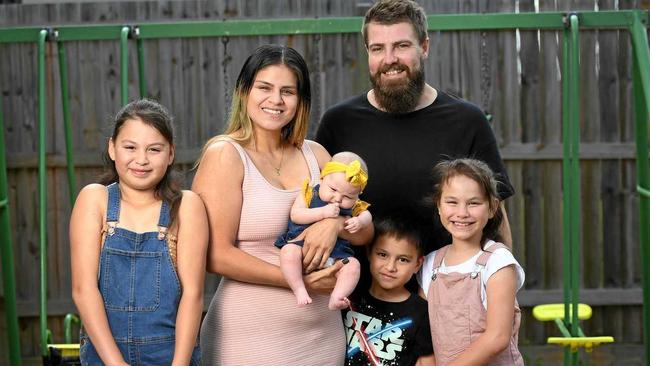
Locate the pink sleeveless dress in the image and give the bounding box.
[199,140,346,365]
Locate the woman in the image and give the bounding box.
[193,45,373,365]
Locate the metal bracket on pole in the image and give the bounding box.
[639,185,650,198]
[44,27,57,42]
[131,25,140,39]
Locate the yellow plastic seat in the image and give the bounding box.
[533,303,614,352]
[547,336,614,352]
[532,303,592,321]
[48,343,80,357]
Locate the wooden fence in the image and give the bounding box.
[0,0,648,364]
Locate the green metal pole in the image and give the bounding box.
[57,40,77,206]
[37,28,50,359]
[633,56,650,366]
[561,25,573,366]
[631,15,650,363]
[120,26,129,105]
[0,70,22,366]
[568,14,582,366]
[63,313,80,344]
[136,35,147,98]
[568,13,581,339]
[630,13,650,113]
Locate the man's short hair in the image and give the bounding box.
[362,0,428,46]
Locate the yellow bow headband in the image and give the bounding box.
[321,160,368,191]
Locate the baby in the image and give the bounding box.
[275,151,371,310]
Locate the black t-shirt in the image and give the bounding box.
[342,290,433,366]
[317,91,514,290]
[317,92,514,252]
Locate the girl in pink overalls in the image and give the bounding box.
[418,158,525,366]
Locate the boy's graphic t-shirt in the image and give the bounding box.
[342,290,433,366]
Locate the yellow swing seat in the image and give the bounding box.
[533,303,593,321]
[547,336,614,352]
[532,303,614,352]
[48,343,80,357]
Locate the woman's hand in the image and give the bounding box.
[304,260,344,295]
[296,217,344,272]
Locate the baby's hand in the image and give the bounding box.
[345,217,362,233]
[321,203,340,219]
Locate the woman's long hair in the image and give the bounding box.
[197,44,311,164]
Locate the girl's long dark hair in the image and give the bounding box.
[100,99,182,226]
[431,158,503,249]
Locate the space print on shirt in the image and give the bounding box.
[344,310,412,365]
[341,291,432,366]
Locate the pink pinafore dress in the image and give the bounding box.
[427,243,524,365]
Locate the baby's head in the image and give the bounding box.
[431,158,503,246]
[319,152,368,209]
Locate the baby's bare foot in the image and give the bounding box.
[328,296,348,310]
[295,289,312,307]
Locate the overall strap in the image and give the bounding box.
[432,245,450,270]
[158,200,171,228]
[105,183,120,235]
[476,241,510,266]
[106,183,120,221]
[431,245,450,281]
[157,200,171,240]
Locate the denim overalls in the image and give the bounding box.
[80,183,200,365]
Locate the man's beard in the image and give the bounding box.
[370,61,425,114]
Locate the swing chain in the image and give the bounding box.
[313,33,322,121]
[479,29,492,122]
[222,36,231,107]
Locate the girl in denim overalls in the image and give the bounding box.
[70,99,207,365]
[418,159,525,366]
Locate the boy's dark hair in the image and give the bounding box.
[371,212,424,256]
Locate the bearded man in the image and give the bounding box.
[315,0,515,291]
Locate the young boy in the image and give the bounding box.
[342,215,434,366]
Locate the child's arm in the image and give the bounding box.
[447,265,517,366]
[70,185,129,366]
[172,191,208,366]
[289,191,340,225]
[344,210,372,233]
[416,354,436,366]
